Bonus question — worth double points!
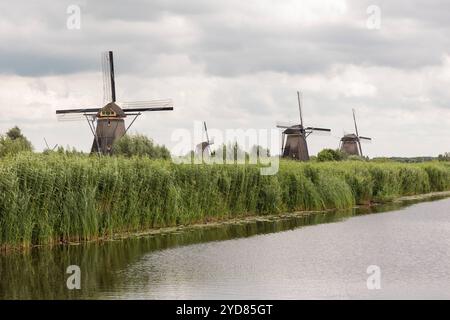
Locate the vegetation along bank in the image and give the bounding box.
[1,153,450,249]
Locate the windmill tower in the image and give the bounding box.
[195,121,214,158]
[277,91,331,161]
[56,51,174,155]
[339,109,372,157]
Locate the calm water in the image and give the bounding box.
[1,198,450,299]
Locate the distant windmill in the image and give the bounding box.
[277,91,331,161]
[195,121,214,157]
[55,51,174,155]
[44,138,58,151]
[339,109,372,157]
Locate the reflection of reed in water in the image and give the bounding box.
[0,200,422,299]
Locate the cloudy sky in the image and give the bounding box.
[1,0,449,157]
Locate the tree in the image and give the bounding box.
[317,148,346,162]
[112,134,171,159]
[6,126,25,140]
[0,126,33,157]
[438,152,450,161]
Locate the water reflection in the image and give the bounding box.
[0,197,447,299]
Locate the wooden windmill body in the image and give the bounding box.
[340,133,361,156]
[91,102,126,153]
[339,109,371,157]
[277,92,331,161]
[56,51,173,155]
[280,125,310,161]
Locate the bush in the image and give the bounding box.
[317,149,346,162]
[112,134,170,159]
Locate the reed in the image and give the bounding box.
[1,153,449,248]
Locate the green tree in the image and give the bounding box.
[0,126,33,157]
[438,152,450,162]
[6,126,26,140]
[112,134,170,159]
[317,148,346,162]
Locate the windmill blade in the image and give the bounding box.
[119,99,174,113]
[204,121,210,145]
[123,106,173,113]
[306,127,331,132]
[56,109,98,122]
[352,109,360,137]
[352,108,363,156]
[56,107,100,114]
[43,138,58,151]
[102,51,116,104]
[119,99,173,108]
[56,113,97,122]
[359,136,372,144]
[44,138,50,149]
[56,108,98,121]
[297,91,305,128]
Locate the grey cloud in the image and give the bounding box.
[1,0,449,77]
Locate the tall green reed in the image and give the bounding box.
[1,153,449,248]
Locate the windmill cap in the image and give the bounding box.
[97,102,126,117]
[283,124,304,134]
[341,133,358,141]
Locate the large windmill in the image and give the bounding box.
[277,91,331,161]
[339,109,371,157]
[56,51,174,155]
[195,121,214,158]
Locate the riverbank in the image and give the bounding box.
[107,189,450,242]
[1,153,450,249]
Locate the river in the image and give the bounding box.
[1,197,450,299]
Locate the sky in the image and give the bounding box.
[0,0,449,157]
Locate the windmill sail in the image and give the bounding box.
[204,121,211,145]
[306,127,331,132]
[352,109,363,156]
[56,107,100,114]
[297,91,304,128]
[102,51,116,104]
[56,107,100,121]
[119,99,174,113]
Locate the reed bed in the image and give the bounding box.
[1,153,450,248]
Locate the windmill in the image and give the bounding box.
[55,51,174,155]
[339,109,371,157]
[44,138,58,151]
[277,91,331,161]
[195,121,214,158]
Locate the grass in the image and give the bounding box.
[1,153,450,248]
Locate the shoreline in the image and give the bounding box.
[108,190,450,241]
[3,190,450,253]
